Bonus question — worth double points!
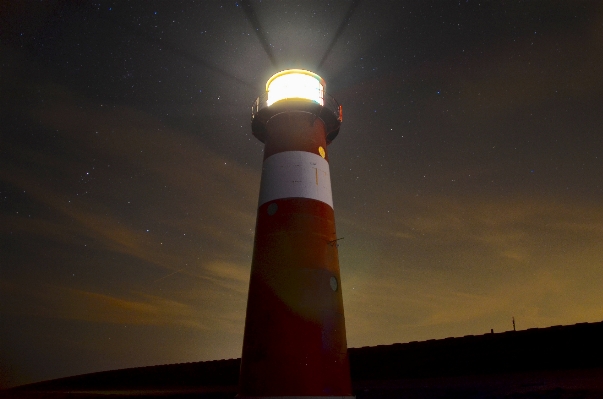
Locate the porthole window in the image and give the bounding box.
[330,276,338,292]
[267,203,278,215]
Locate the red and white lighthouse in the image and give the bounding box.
[238,69,353,398]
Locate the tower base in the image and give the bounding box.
[238,396,355,399]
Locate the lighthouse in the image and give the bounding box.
[238,69,353,398]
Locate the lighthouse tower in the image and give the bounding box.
[238,69,353,398]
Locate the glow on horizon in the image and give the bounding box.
[266,69,325,106]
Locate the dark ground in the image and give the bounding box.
[3,321,603,398]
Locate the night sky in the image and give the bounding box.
[2,0,603,389]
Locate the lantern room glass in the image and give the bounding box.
[266,70,324,106]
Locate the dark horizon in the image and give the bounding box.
[7,320,603,398]
[2,0,603,389]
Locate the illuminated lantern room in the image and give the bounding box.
[266,69,325,106]
[252,68,341,145]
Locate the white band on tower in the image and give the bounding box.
[258,151,333,208]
